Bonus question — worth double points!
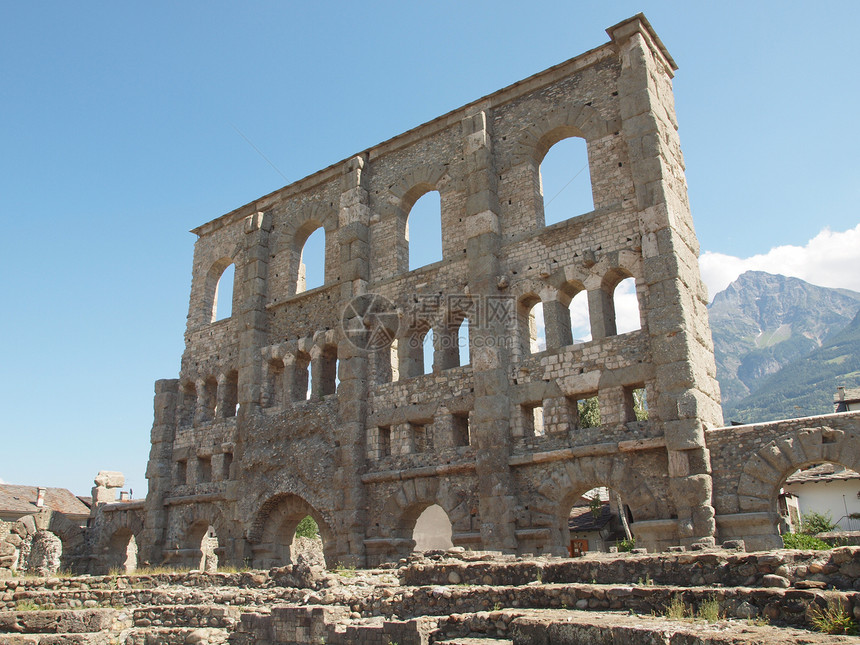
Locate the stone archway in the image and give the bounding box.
[522,454,667,555]
[248,493,336,569]
[729,426,860,550]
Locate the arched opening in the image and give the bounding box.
[613,276,641,334]
[213,263,235,321]
[297,224,325,293]
[518,297,546,356]
[457,318,470,366]
[568,290,592,343]
[252,495,335,569]
[290,515,325,567]
[564,486,634,556]
[399,324,431,379]
[187,521,219,572]
[107,528,137,573]
[412,504,453,552]
[539,137,593,226]
[407,191,442,271]
[779,462,860,541]
[423,328,435,374]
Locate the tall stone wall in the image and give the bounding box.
[131,13,860,568]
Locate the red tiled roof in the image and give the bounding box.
[0,484,90,517]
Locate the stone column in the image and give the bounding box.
[332,155,372,565]
[610,15,723,546]
[542,297,571,350]
[462,110,518,552]
[140,378,178,566]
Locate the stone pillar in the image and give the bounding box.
[462,110,518,552]
[542,298,571,350]
[587,288,616,340]
[332,155,372,565]
[140,378,178,566]
[610,15,723,546]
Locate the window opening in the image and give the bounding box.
[569,291,592,343]
[407,191,443,270]
[298,226,325,293]
[213,263,235,321]
[613,277,641,334]
[540,137,593,226]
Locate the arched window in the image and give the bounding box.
[568,290,592,343]
[213,264,235,321]
[399,325,431,379]
[518,297,546,355]
[407,191,443,271]
[422,328,435,375]
[202,258,235,323]
[613,277,642,334]
[540,137,593,226]
[297,225,325,293]
[457,318,470,366]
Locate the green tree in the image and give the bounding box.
[800,511,837,535]
[633,388,648,421]
[295,515,319,539]
[578,397,600,428]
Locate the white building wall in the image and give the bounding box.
[783,479,860,531]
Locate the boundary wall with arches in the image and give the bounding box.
[123,14,858,569]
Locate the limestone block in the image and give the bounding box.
[94,471,125,488]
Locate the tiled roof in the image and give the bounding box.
[568,501,613,532]
[0,485,91,517]
[835,387,860,402]
[784,463,860,485]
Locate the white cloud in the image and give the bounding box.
[699,224,860,302]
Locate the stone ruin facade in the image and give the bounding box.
[79,14,859,574]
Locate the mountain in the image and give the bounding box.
[707,271,860,422]
[723,308,860,423]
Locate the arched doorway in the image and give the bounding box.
[412,504,453,552]
[563,486,635,556]
[106,528,138,573]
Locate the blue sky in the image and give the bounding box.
[1,1,859,495]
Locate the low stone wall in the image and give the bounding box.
[403,546,860,591]
[132,604,239,629]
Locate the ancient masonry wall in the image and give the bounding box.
[107,14,860,571]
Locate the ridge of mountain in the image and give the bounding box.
[722,307,860,423]
[708,271,860,407]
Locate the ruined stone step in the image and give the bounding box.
[131,604,240,630]
[509,608,860,645]
[0,634,116,644]
[434,639,513,645]
[121,626,230,645]
[404,546,860,591]
[1,586,293,612]
[0,608,128,635]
